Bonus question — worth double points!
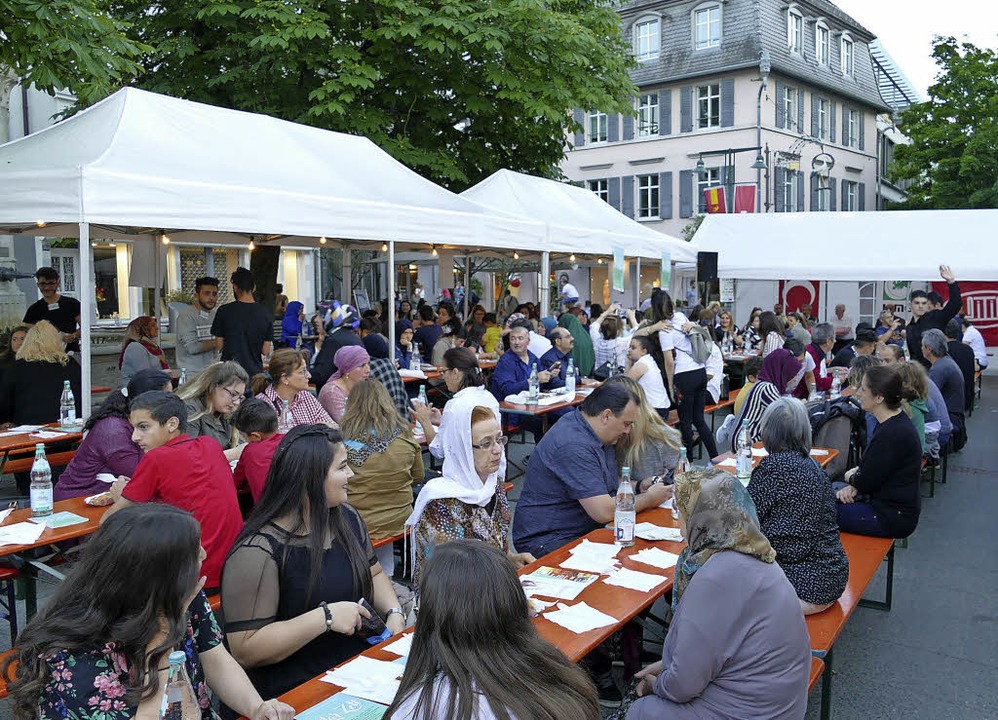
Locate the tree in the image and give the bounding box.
[112,0,637,189]
[1,0,147,105]
[891,37,998,209]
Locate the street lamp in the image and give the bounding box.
[695,146,766,213]
[756,49,771,213]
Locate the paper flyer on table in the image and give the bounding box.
[544,601,619,633]
[520,566,600,601]
[294,692,387,720]
[634,523,683,542]
[28,511,88,529]
[631,547,682,570]
[603,567,666,592]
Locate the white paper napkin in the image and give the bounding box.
[381,633,413,657]
[717,458,737,468]
[810,449,829,456]
[751,447,769,457]
[544,602,619,633]
[631,547,682,570]
[634,523,683,542]
[603,567,666,593]
[0,521,46,547]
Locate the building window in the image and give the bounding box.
[694,4,721,50]
[783,171,800,212]
[588,178,609,203]
[697,167,721,213]
[638,175,660,219]
[783,86,798,131]
[634,18,661,61]
[696,83,720,129]
[841,34,854,75]
[787,7,803,53]
[637,93,659,136]
[816,97,829,140]
[843,180,859,211]
[815,22,829,65]
[816,175,829,211]
[588,110,608,143]
[846,107,859,147]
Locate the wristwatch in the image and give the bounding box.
[386,607,405,622]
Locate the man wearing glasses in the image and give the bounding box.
[23,267,82,352]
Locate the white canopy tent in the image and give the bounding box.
[0,87,552,414]
[695,210,998,281]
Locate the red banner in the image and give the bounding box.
[734,185,756,213]
[703,187,727,214]
[779,280,821,316]
[933,281,998,345]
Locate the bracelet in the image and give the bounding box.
[319,601,333,633]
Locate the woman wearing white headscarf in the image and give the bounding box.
[406,391,535,583]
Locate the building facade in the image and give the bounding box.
[562,0,895,239]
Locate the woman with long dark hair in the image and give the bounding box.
[385,541,599,720]
[119,315,170,385]
[53,369,172,501]
[6,504,292,720]
[759,311,786,357]
[0,324,28,385]
[625,335,670,418]
[221,424,405,700]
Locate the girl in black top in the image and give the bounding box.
[835,366,922,538]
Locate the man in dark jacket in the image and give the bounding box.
[906,265,961,368]
[945,319,977,417]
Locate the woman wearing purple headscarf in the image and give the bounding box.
[317,346,371,423]
[727,349,802,453]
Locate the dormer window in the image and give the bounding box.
[693,3,722,50]
[815,21,829,65]
[634,17,661,61]
[841,33,855,75]
[787,6,803,54]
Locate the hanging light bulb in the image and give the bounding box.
[513,251,520,260]
[570,253,576,262]
[248,240,256,251]
[381,243,388,252]
[597,258,604,264]
[431,246,438,257]
[160,234,171,245]
[319,236,327,245]
[36,220,46,228]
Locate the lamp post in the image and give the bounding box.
[756,50,771,213]
[696,146,767,213]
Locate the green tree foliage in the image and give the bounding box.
[1,0,147,105]
[892,37,998,209]
[112,0,637,188]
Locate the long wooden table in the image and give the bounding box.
[0,424,83,475]
[714,444,840,473]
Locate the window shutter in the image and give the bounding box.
[659,172,673,219]
[608,113,619,143]
[797,90,805,134]
[858,182,866,211]
[842,105,849,145]
[659,90,672,135]
[608,177,621,210]
[829,177,837,211]
[774,168,786,212]
[573,109,585,147]
[797,171,805,212]
[679,169,694,218]
[829,100,836,143]
[622,175,635,218]
[811,94,819,137]
[721,78,735,127]
[622,111,634,141]
[810,172,819,211]
[858,111,865,151]
[775,80,785,128]
[841,179,848,210]
[680,86,693,133]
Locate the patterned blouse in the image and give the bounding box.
[258,384,335,432]
[38,592,222,720]
[413,486,511,584]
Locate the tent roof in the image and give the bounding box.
[0,87,546,249]
[695,210,998,281]
[460,169,697,263]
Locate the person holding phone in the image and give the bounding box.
[539,327,575,391]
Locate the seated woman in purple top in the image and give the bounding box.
[626,467,810,720]
[53,369,173,501]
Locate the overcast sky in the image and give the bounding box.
[833,0,998,98]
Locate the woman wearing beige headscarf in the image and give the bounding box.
[626,468,811,720]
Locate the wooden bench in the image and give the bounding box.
[2,450,76,475]
[808,656,825,694]
[0,648,17,700]
[207,593,222,613]
[806,533,895,720]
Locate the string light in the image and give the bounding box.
[160,234,170,245]
[319,236,327,245]
[248,241,255,251]
[36,221,46,228]
[569,253,576,262]
[597,258,604,264]
[513,251,520,260]
[381,243,388,252]
[431,246,438,257]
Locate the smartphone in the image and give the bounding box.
[357,598,392,645]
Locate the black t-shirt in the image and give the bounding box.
[23,296,82,352]
[211,301,272,376]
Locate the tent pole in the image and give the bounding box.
[388,241,396,363]
[634,258,642,309]
[464,255,471,320]
[153,239,161,325]
[79,223,92,418]
[540,250,551,317]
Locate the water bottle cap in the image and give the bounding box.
[168,650,186,664]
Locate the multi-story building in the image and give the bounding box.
[562,0,907,239]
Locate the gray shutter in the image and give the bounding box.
[608,113,619,143]
[680,86,693,133]
[829,177,837,211]
[774,168,786,212]
[659,90,672,135]
[721,78,735,127]
[810,173,819,211]
[829,100,836,143]
[858,182,866,211]
[622,111,634,141]
[858,111,865,151]
[796,171,805,212]
[621,175,635,218]
[608,177,621,210]
[842,105,850,145]
[811,94,819,136]
[679,169,694,218]
[775,80,785,128]
[841,179,848,210]
[573,109,585,147]
[797,89,805,134]
[659,172,673,219]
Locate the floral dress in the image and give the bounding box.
[39,592,222,719]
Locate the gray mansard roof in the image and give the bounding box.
[620,0,889,111]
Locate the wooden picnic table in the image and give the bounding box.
[713,444,840,472]
[0,424,84,476]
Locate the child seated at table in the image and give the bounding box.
[103,390,242,593]
[231,397,284,502]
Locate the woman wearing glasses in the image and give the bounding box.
[177,361,250,462]
[406,391,534,584]
[251,348,335,433]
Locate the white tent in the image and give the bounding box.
[695,210,998,281]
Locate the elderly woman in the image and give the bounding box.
[749,398,848,614]
[251,348,335,432]
[119,315,169,385]
[590,304,635,371]
[176,360,250,461]
[728,348,802,452]
[318,345,371,423]
[627,468,810,720]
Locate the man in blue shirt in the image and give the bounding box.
[539,327,574,391]
[512,383,673,558]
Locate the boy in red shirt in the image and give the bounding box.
[103,391,242,592]
[231,398,284,502]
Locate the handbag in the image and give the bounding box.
[593,361,619,381]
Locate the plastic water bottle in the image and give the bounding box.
[614,467,635,547]
[59,380,76,429]
[178,368,187,386]
[527,363,540,403]
[159,650,199,720]
[410,348,422,372]
[414,385,428,436]
[736,420,753,485]
[281,399,293,432]
[30,444,53,518]
[830,376,841,400]
[565,358,576,395]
